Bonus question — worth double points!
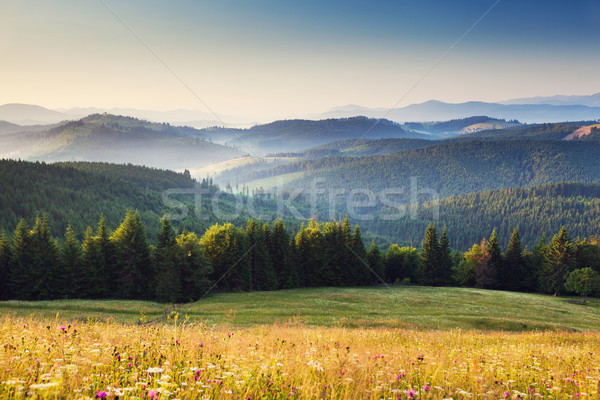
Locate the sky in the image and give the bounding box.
[1,0,600,120]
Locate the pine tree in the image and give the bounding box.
[503,228,524,291]
[61,225,82,298]
[351,225,369,285]
[0,233,12,300]
[154,217,180,303]
[81,226,102,298]
[30,215,62,299]
[176,231,212,302]
[484,229,502,289]
[419,224,440,285]
[268,220,296,288]
[111,211,153,299]
[96,216,116,295]
[543,226,576,295]
[366,240,385,284]
[9,219,33,299]
[438,226,453,285]
[246,219,278,291]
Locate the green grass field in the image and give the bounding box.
[1,286,598,331]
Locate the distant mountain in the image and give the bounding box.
[0,104,68,125]
[320,101,600,123]
[58,107,252,128]
[501,92,600,107]
[0,113,243,170]
[199,116,428,155]
[0,120,22,135]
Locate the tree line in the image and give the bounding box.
[1,212,599,302]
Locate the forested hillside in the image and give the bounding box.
[235,140,600,197]
[200,116,427,154]
[460,122,584,140]
[362,182,600,250]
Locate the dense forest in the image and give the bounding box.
[232,140,600,196]
[2,160,600,251]
[362,182,600,249]
[1,211,598,302]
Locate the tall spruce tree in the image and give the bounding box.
[96,217,116,295]
[246,219,278,291]
[543,226,576,295]
[30,215,62,299]
[61,225,83,298]
[9,219,34,299]
[111,211,153,299]
[0,233,12,300]
[419,224,440,285]
[176,230,212,302]
[503,228,524,291]
[268,220,296,288]
[154,217,180,303]
[484,230,502,289]
[81,226,102,298]
[366,240,385,284]
[351,225,370,285]
[438,226,453,286]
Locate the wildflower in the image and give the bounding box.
[148,389,157,398]
[424,386,431,391]
[96,391,108,398]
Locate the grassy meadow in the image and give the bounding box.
[1,287,600,399]
[1,286,599,330]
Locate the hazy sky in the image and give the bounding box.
[2,0,600,120]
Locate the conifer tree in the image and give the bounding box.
[419,224,440,285]
[438,226,453,285]
[96,216,116,294]
[9,219,34,299]
[154,217,180,303]
[111,211,153,299]
[543,226,576,295]
[351,225,369,285]
[0,233,12,300]
[81,226,102,298]
[200,223,252,291]
[484,229,502,289]
[268,220,296,288]
[176,230,212,301]
[61,225,82,298]
[30,215,62,299]
[503,228,524,291]
[366,240,385,284]
[246,219,278,291]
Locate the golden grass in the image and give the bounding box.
[1,315,599,399]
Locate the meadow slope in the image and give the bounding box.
[1,286,599,331]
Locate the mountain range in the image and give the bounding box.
[319,100,600,123]
[2,92,600,126]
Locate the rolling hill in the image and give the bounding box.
[200,116,428,155]
[0,113,243,170]
[405,116,521,136]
